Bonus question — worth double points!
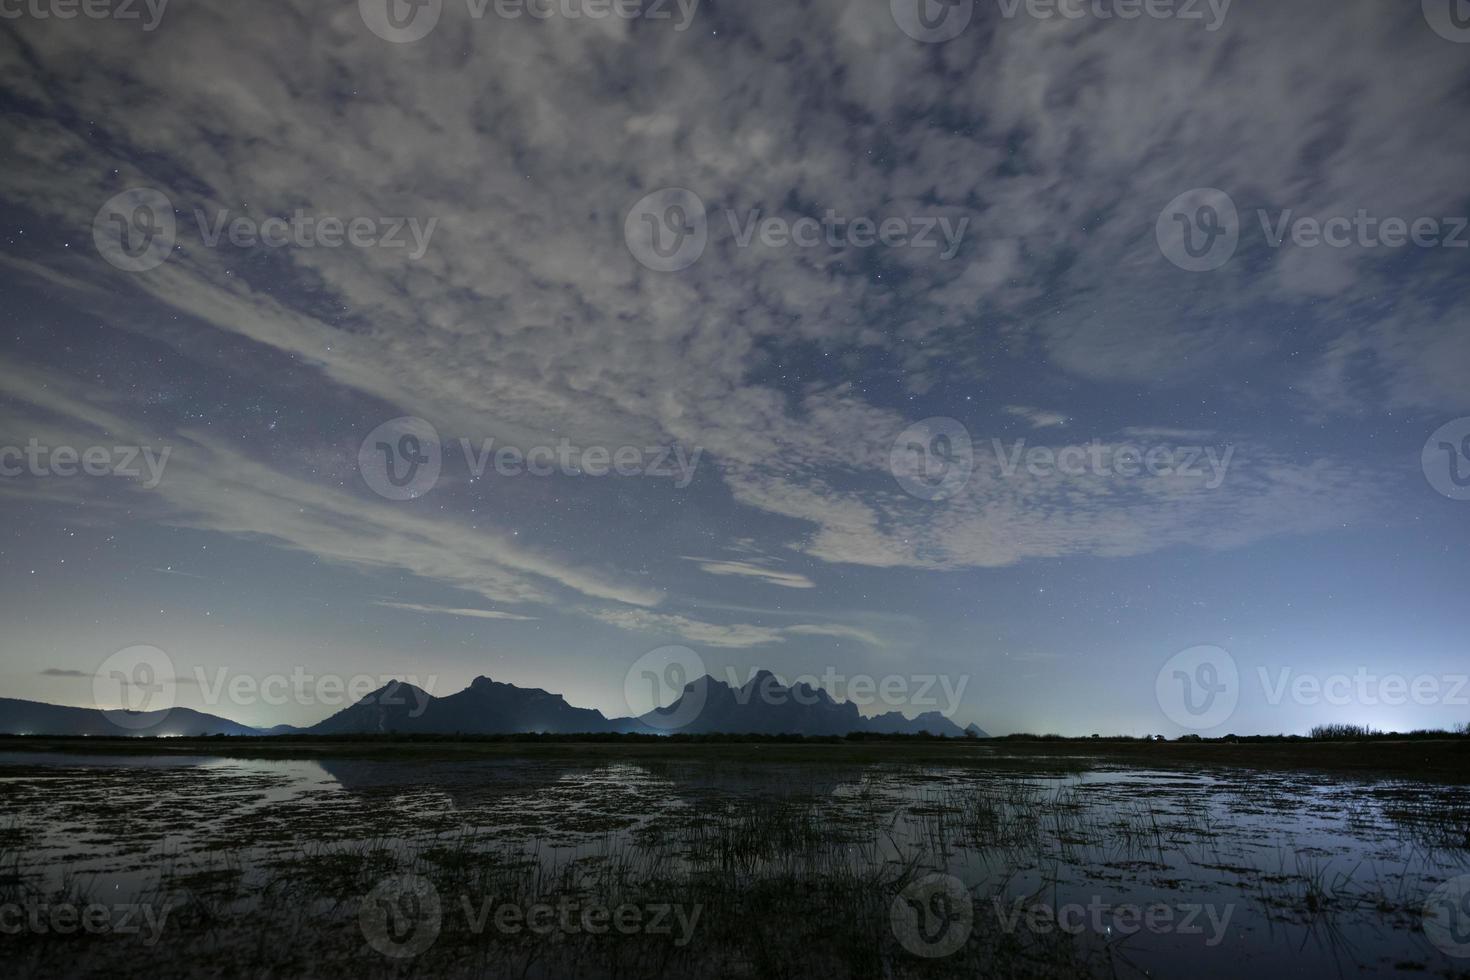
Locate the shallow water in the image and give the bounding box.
[2,751,1467,978]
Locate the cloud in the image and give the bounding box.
[0,0,1458,609]
[587,608,786,649]
[683,558,815,589]
[1004,406,1069,429]
[39,667,201,686]
[0,362,665,611]
[372,601,538,621]
[783,624,883,647]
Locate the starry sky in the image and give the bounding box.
[1,0,1468,735]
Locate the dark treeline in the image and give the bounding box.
[5,727,1466,745]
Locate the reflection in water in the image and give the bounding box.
[1,751,1466,978]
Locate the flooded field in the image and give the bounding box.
[2,745,1468,978]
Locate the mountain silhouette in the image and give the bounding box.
[0,697,259,737]
[625,670,976,736]
[307,680,435,734]
[306,676,615,735]
[2,671,982,737]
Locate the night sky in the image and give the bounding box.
[1,0,1467,735]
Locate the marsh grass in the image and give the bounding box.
[2,755,1467,978]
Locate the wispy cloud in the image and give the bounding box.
[1004,406,1068,429]
[587,608,786,649]
[683,558,815,590]
[373,600,537,622]
[783,624,883,647]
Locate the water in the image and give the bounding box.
[1,750,1466,978]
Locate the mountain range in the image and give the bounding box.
[0,671,987,739]
[0,697,260,738]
